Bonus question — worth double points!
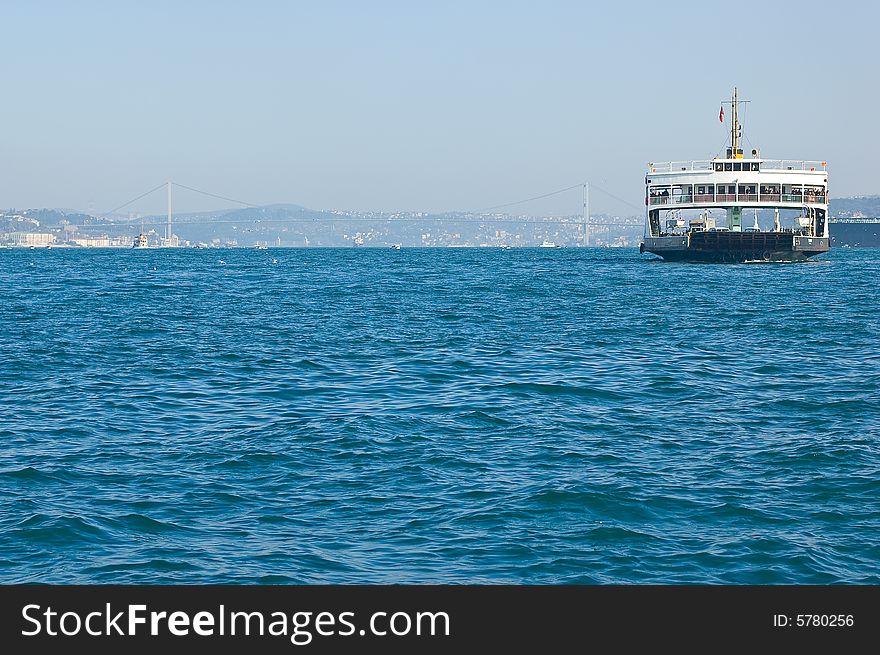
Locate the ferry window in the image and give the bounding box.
[714,163,723,171]
[751,162,759,171]
[733,163,741,171]
[697,186,705,194]
[724,163,732,171]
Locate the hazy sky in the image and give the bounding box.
[2,1,877,216]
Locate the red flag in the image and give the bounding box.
[719,105,724,122]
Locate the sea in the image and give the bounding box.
[1,247,878,584]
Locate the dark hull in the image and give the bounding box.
[650,249,813,263]
[641,232,829,263]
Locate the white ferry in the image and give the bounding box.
[640,88,829,263]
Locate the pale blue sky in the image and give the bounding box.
[1,1,876,216]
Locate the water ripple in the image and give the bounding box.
[0,247,878,583]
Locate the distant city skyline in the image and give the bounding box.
[1,1,877,216]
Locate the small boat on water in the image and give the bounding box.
[540,240,559,248]
[390,243,401,250]
[132,233,149,249]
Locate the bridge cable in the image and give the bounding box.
[171,182,260,208]
[470,183,583,214]
[98,182,167,219]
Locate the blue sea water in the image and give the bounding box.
[0,247,878,584]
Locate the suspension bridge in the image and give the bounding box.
[68,179,644,247]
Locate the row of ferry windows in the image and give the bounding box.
[650,184,825,196]
[714,162,760,171]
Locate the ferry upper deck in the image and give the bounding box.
[646,156,827,211]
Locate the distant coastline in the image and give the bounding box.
[2,196,878,249]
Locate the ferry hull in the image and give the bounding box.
[640,233,829,263]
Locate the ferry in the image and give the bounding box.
[132,233,149,249]
[640,88,829,263]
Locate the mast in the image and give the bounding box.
[731,87,738,156]
[726,87,747,159]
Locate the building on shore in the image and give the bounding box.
[5,232,56,247]
[71,236,114,248]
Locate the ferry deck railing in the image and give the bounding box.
[648,160,826,173]
[649,194,826,206]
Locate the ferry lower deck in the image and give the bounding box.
[641,231,830,263]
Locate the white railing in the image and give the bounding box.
[760,160,826,172]
[648,160,826,173]
[648,161,714,172]
[649,194,826,206]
